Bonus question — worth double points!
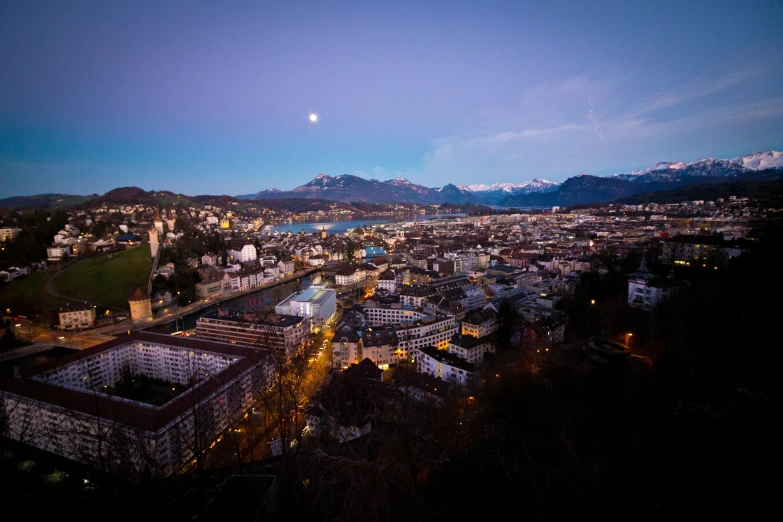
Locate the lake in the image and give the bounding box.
[267,213,467,235]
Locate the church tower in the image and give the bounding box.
[321,226,327,239]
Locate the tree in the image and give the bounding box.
[0,327,16,351]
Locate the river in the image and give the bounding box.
[267,213,467,235]
[146,273,317,334]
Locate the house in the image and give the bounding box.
[627,256,682,311]
[335,265,367,286]
[227,239,257,263]
[522,314,566,347]
[448,333,489,365]
[201,253,218,266]
[376,269,397,294]
[0,227,22,242]
[415,345,476,388]
[277,258,295,276]
[332,323,362,370]
[195,279,222,299]
[461,310,498,339]
[58,306,97,330]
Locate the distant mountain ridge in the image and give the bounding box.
[237,174,482,204]
[3,150,780,210]
[238,150,781,206]
[498,150,783,207]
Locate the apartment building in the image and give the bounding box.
[196,309,310,357]
[415,345,476,388]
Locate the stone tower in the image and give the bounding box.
[148,226,159,258]
[129,287,153,323]
[166,210,176,231]
[154,207,164,235]
[321,226,327,239]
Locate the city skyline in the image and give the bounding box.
[2,1,783,198]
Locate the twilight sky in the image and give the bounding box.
[2,0,783,198]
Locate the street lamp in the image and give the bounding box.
[625,332,633,346]
[590,299,595,305]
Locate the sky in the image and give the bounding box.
[1,0,783,198]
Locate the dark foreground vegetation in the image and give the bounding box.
[2,222,782,522]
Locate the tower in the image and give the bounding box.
[166,210,176,231]
[321,226,327,240]
[148,226,159,258]
[128,287,153,323]
[154,207,164,235]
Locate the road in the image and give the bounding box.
[182,332,334,472]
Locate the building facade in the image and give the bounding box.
[0,332,272,477]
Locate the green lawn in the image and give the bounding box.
[0,271,55,317]
[53,245,153,311]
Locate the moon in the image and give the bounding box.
[309,113,318,123]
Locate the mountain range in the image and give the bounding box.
[3,151,781,211]
[237,174,484,205]
[237,150,783,206]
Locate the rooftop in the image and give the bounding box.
[1,332,269,434]
[417,346,477,372]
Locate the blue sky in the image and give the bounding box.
[1,0,782,197]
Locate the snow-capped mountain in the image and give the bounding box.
[732,150,783,171]
[460,179,560,194]
[237,150,782,205]
[614,157,749,182]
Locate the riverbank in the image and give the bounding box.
[134,267,320,331]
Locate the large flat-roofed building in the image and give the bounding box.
[196,309,310,357]
[0,332,272,478]
[275,285,336,325]
[195,279,222,299]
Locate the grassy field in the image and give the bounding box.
[52,245,153,311]
[0,271,58,318]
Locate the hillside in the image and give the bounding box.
[612,179,783,206]
[500,169,783,207]
[52,245,153,311]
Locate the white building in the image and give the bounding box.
[359,302,430,326]
[275,285,337,325]
[376,269,397,294]
[415,345,476,388]
[0,227,22,242]
[335,265,367,286]
[627,257,682,311]
[47,245,71,261]
[448,333,489,366]
[58,306,97,330]
[227,240,257,263]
